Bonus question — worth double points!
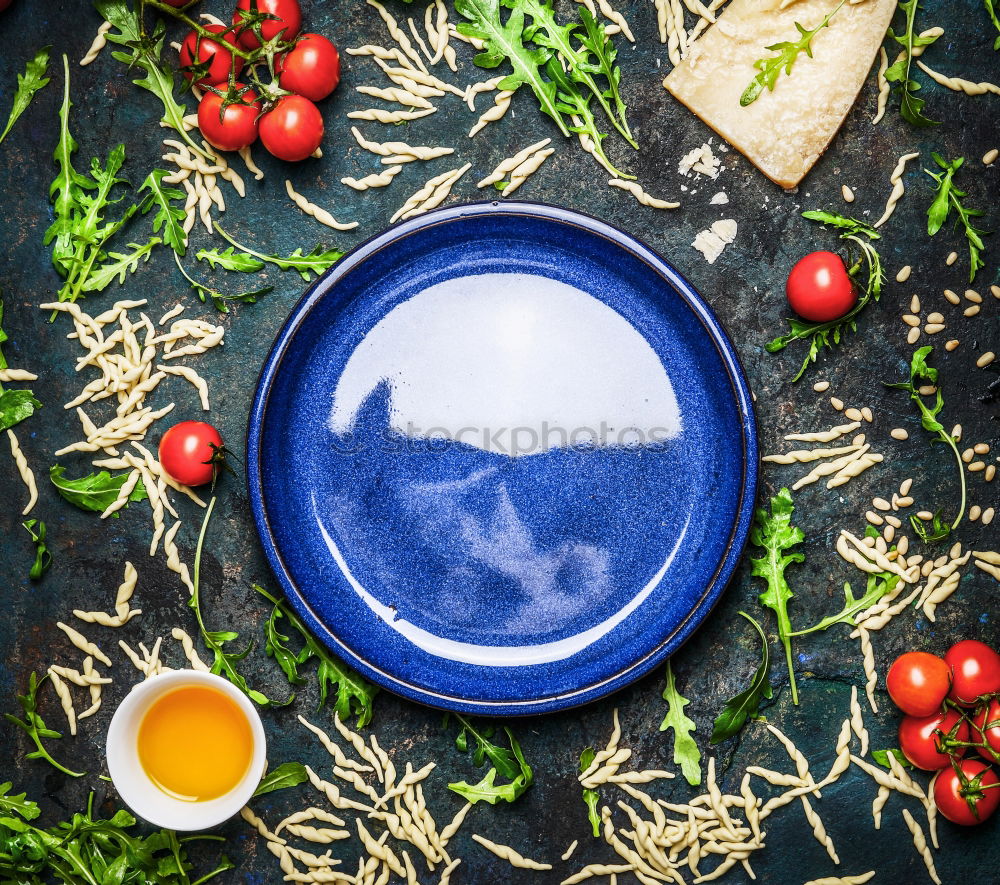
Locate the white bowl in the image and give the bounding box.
[106,670,267,830]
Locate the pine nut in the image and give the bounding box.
[891,428,909,440]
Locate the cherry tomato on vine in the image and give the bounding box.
[276,33,341,102]
[886,651,951,717]
[233,0,302,49]
[198,88,261,152]
[258,94,323,162]
[899,709,969,771]
[945,640,1000,706]
[159,421,226,487]
[974,699,1000,764]
[179,24,243,87]
[785,251,857,323]
[933,759,1000,826]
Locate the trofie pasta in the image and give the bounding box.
[873,151,920,227]
[7,430,37,515]
[285,180,359,231]
[608,178,680,210]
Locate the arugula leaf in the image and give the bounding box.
[0,783,41,821]
[186,499,281,708]
[175,252,272,313]
[741,0,846,106]
[253,762,308,797]
[211,224,343,281]
[0,783,231,883]
[546,56,630,179]
[97,0,205,157]
[448,728,533,805]
[579,747,601,836]
[4,673,84,777]
[456,0,567,135]
[196,245,266,273]
[790,573,900,635]
[0,389,42,433]
[22,520,52,580]
[140,169,187,256]
[49,464,147,515]
[767,210,884,380]
[872,748,913,769]
[521,0,636,147]
[80,238,160,293]
[44,55,94,279]
[750,488,803,705]
[885,0,941,126]
[987,0,1000,49]
[925,153,989,283]
[659,662,701,785]
[453,714,522,780]
[0,46,51,145]
[885,346,966,542]
[711,613,773,743]
[254,584,379,727]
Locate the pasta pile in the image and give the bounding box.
[42,297,224,591]
[244,714,475,885]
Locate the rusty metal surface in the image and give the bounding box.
[0,0,998,882]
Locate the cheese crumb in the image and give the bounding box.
[709,191,729,205]
[692,219,738,264]
[678,143,721,179]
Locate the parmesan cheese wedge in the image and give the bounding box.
[664,0,897,188]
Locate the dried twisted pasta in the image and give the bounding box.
[341,167,405,194]
[284,180,359,231]
[57,622,112,666]
[800,795,839,864]
[349,107,437,124]
[439,802,471,845]
[819,719,852,785]
[471,834,552,870]
[763,442,862,464]
[857,626,879,712]
[791,446,867,490]
[873,151,919,228]
[872,47,890,124]
[850,755,923,799]
[871,784,890,828]
[80,20,112,66]
[78,657,103,720]
[502,147,555,196]
[351,127,453,164]
[284,823,351,844]
[804,874,875,885]
[478,139,553,187]
[849,686,870,756]
[7,430,37,515]
[916,60,1000,95]
[299,715,372,773]
[366,0,429,73]
[561,840,579,861]
[48,669,77,736]
[785,422,861,443]
[390,163,470,223]
[828,452,883,488]
[171,627,210,671]
[276,807,346,834]
[236,145,264,181]
[469,89,515,137]
[902,808,941,884]
[608,178,680,210]
[464,75,505,111]
[590,0,635,41]
[0,368,38,381]
[48,664,112,688]
[356,84,434,109]
[240,806,287,845]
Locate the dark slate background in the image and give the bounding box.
[1,0,998,882]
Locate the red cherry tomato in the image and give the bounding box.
[0,0,14,12]
[258,94,323,162]
[276,34,341,102]
[198,89,261,152]
[974,699,1000,764]
[945,640,1000,706]
[899,709,969,770]
[785,251,857,323]
[179,25,243,87]
[886,651,952,717]
[159,421,225,487]
[933,759,1000,826]
[233,0,302,49]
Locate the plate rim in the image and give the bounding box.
[247,200,759,716]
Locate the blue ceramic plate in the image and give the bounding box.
[248,202,757,715]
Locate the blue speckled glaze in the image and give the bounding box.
[248,202,758,715]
